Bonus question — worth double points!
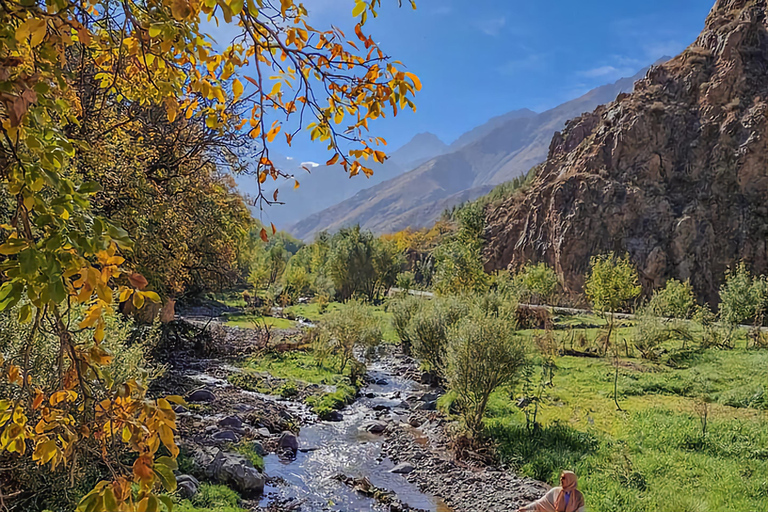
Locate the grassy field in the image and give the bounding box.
[474,314,768,512]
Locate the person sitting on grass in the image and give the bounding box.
[518,470,585,512]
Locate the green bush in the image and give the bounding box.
[176,484,245,512]
[513,262,559,304]
[314,300,382,372]
[445,307,527,434]
[388,295,421,353]
[719,262,768,327]
[647,278,696,319]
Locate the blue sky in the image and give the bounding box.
[233,0,715,166]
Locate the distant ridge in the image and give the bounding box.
[288,63,661,240]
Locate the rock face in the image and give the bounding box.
[484,0,768,304]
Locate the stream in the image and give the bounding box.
[257,361,451,512]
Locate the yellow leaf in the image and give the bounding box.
[232,78,243,101]
[143,291,161,303]
[405,72,421,91]
[293,179,300,189]
[133,291,145,309]
[352,1,366,17]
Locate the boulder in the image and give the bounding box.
[211,430,240,443]
[390,462,415,474]
[251,441,266,456]
[325,410,343,422]
[205,449,265,496]
[278,431,299,453]
[416,400,437,411]
[218,415,243,430]
[362,420,387,434]
[187,388,215,402]
[176,474,200,498]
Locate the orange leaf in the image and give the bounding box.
[294,180,300,189]
[259,228,268,243]
[128,273,148,290]
[271,223,276,235]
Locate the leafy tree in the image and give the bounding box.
[514,262,559,304]
[647,278,696,319]
[0,0,418,507]
[445,305,527,435]
[408,296,468,373]
[433,240,488,295]
[325,226,403,301]
[314,300,382,372]
[584,253,641,355]
[389,294,421,354]
[719,262,768,327]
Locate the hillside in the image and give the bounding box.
[236,132,449,229]
[484,0,768,304]
[289,66,657,240]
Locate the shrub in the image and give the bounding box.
[396,271,416,291]
[513,262,559,304]
[408,296,468,372]
[445,308,527,435]
[389,295,422,353]
[647,279,696,319]
[314,300,381,372]
[719,262,768,327]
[585,253,642,314]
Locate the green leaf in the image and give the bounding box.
[230,0,244,15]
[154,463,177,492]
[18,249,38,276]
[78,181,102,194]
[149,25,162,38]
[158,495,173,512]
[18,304,32,323]
[155,456,178,471]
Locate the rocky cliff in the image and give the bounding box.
[484,0,768,304]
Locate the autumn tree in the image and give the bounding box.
[0,0,419,508]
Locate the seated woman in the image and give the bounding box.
[518,471,585,512]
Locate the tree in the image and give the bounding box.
[647,278,697,319]
[514,262,559,304]
[445,307,527,435]
[584,253,641,355]
[408,296,468,373]
[315,300,382,372]
[0,0,418,507]
[719,262,768,327]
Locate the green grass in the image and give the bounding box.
[223,313,295,329]
[232,350,358,418]
[232,441,265,471]
[173,484,246,512]
[475,313,768,512]
[286,301,398,343]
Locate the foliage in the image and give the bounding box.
[407,296,468,372]
[0,0,419,506]
[325,226,403,301]
[445,306,527,435]
[647,279,696,319]
[388,295,421,353]
[232,441,264,471]
[718,262,768,327]
[585,253,642,314]
[175,484,245,512]
[432,202,488,295]
[314,300,382,372]
[513,262,559,304]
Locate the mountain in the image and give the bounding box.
[235,132,448,228]
[288,65,658,240]
[484,0,768,304]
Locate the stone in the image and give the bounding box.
[416,400,437,411]
[390,462,415,474]
[211,430,240,443]
[375,379,389,385]
[278,431,299,453]
[209,450,265,495]
[256,427,272,438]
[325,410,343,422]
[187,388,215,402]
[362,420,387,434]
[251,441,266,456]
[172,405,188,414]
[176,474,200,498]
[218,415,243,430]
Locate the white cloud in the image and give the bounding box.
[286,156,294,160]
[300,161,320,168]
[579,65,635,79]
[477,16,506,37]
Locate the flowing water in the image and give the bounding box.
[259,361,451,512]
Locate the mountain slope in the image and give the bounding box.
[235,132,448,228]
[484,0,768,304]
[289,66,655,240]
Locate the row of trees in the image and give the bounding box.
[250,226,403,305]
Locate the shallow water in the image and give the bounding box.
[260,362,450,511]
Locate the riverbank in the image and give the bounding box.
[158,312,547,511]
